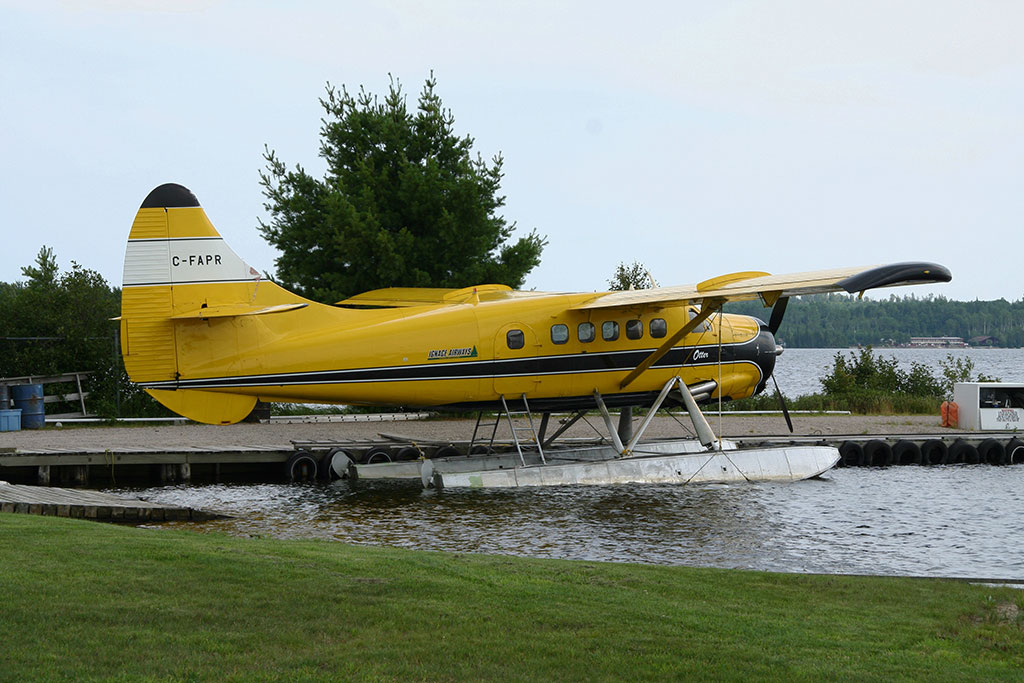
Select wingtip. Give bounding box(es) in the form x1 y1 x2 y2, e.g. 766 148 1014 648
140 183 200 209
838 262 952 293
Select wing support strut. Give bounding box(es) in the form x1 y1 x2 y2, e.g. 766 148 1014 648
619 298 724 389
594 377 719 456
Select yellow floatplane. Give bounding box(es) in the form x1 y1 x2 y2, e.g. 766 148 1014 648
120 184 950 487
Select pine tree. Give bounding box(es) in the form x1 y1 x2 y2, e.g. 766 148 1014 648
608 261 654 290
258 74 546 303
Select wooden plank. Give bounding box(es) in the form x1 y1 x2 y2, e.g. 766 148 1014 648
0 447 293 467
0 482 225 521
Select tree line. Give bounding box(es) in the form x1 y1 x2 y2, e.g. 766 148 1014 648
724 293 1024 348
0 247 154 418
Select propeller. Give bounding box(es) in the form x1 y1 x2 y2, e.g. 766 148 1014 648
771 374 794 433
765 296 792 432
767 296 789 335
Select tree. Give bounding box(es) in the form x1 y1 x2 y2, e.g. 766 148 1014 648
0 247 119 378
608 261 654 291
20 245 59 286
258 74 546 303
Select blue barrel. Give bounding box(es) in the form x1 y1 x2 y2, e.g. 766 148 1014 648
11 383 45 429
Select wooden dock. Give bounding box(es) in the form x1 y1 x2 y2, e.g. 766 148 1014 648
0 445 294 486
0 482 223 521
1 429 1022 488
3 444 293 466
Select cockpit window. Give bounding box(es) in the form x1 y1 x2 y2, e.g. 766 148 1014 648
688 308 712 332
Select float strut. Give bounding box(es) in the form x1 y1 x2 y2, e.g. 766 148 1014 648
592 391 625 454
595 378 719 455
675 378 718 449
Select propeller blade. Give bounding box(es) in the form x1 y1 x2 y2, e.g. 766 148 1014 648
768 296 789 335
772 375 794 433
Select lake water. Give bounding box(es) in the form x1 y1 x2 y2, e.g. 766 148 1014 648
118 347 1024 580
130 463 1024 580
776 347 1024 397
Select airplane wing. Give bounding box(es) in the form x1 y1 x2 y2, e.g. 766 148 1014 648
573 262 951 311
580 262 952 390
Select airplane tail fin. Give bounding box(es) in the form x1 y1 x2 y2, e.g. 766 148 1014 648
120 183 307 424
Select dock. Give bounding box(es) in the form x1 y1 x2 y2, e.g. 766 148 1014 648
0 481 223 521
0 444 295 487
1 414 1022 487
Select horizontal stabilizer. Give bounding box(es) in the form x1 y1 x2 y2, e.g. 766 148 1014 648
169 303 308 320
336 284 514 308
336 287 464 307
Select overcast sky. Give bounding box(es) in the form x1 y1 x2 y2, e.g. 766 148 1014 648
2 1 1021 302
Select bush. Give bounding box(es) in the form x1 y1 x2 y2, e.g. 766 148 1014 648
725 347 999 415
822 347 997 401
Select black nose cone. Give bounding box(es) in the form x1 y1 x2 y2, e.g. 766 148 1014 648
753 325 778 395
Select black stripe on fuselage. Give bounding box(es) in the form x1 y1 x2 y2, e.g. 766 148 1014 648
138 339 760 391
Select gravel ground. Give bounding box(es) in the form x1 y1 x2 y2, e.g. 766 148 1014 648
1 412 965 452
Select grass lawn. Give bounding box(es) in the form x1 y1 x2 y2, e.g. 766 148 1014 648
1 513 1021 680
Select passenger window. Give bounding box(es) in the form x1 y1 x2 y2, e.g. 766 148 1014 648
626 319 643 340
602 321 619 341
506 329 524 350
551 324 569 345
650 318 667 338
577 322 595 343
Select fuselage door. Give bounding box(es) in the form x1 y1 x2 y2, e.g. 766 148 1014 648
493 322 541 399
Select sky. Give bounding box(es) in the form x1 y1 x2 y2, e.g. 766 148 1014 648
2 0 1022 302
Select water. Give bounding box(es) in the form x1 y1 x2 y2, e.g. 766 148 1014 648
122 464 1024 580
115 347 1024 579
776 347 1024 397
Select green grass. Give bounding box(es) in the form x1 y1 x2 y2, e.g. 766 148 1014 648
1 514 1022 681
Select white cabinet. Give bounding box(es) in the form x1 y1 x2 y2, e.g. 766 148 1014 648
953 383 1024 430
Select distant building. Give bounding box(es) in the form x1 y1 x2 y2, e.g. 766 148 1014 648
968 335 999 347
908 336 968 348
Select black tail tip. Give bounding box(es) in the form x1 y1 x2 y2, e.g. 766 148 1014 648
141 183 200 209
